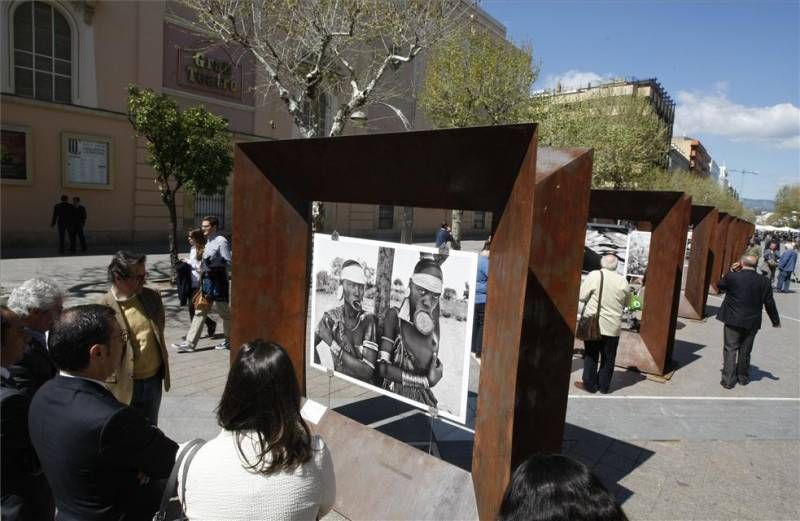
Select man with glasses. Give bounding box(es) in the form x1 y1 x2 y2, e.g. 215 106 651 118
28 305 178 520
99 251 171 424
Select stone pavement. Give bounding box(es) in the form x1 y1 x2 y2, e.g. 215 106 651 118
2 247 798 520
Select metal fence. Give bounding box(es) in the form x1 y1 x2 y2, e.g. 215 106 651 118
194 192 226 230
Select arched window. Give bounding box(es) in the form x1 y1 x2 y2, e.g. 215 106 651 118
13 1 71 103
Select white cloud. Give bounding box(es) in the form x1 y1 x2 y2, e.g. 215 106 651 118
674 85 800 149
538 69 615 92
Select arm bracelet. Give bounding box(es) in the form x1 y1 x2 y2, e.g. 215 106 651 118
378 351 391 363
401 371 430 389
362 340 379 352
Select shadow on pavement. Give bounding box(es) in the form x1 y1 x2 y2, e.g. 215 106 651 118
749 364 779 382
333 393 655 507
670 339 705 371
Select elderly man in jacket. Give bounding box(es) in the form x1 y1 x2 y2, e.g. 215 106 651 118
575 254 631 394
99 251 170 425
776 243 797 293
717 254 781 388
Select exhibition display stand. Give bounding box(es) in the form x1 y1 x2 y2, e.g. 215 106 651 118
583 190 692 376
229 124 593 520
678 205 718 320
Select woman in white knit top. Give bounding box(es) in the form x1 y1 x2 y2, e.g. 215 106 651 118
178 340 335 520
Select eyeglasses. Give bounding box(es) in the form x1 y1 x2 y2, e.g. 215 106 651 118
112 330 130 344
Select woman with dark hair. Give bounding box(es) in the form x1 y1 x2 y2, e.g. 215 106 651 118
183 229 216 338
499 454 628 521
178 340 335 520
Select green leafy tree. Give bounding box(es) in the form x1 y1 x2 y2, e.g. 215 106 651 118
533 91 669 189
642 168 754 221
420 25 538 241
768 184 800 227
127 85 233 277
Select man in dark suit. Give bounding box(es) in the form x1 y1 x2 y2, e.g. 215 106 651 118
70 197 88 253
716 253 781 389
1 306 54 521
51 195 75 254
28 305 178 521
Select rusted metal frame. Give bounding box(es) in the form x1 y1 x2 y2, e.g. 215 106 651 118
709 213 732 294
473 146 593 520
679 205 718 320
587 190 691 375
231 125 593 521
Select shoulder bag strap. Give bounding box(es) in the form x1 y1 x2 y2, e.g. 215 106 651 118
153 439 205 521
597 271 604 315
179 439 207 508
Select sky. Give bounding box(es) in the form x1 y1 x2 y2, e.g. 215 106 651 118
480 0 800 201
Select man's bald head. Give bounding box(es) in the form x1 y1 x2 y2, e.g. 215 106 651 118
741 255 758 268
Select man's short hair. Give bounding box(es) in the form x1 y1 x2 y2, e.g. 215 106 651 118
741 255 758 267
73 197 80 203
7 278 64 319
107 251 146 282
49 305 116 371
60 195 68 202
600 254 619 271
203 216 219 229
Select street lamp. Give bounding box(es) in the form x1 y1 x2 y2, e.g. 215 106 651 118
350 102 412 130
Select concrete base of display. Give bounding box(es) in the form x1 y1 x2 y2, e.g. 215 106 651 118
310 407 478 520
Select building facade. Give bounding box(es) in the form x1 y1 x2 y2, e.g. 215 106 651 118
1 1 497 252
669 136 713 178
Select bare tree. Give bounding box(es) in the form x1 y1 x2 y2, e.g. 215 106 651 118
178 0 467 139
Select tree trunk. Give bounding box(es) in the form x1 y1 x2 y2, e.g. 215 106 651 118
166 192 179 283
374 247 395 329
451 209 463 249
400 206 414 244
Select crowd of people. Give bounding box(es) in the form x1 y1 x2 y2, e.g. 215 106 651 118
0 216 632 520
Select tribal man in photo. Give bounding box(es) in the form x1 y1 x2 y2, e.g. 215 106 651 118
378 257 444 407
314 259 378 382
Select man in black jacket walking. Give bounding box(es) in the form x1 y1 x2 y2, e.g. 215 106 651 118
716 253 781 389
51 195 75 254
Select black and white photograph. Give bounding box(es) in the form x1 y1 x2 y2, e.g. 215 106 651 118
624 230 651 279
583 223 629 275
308 234 477 423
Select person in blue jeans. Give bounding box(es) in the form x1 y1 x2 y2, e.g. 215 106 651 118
776 243 797 293
472 239 490 361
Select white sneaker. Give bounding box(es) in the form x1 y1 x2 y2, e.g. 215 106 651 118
172 341 194 353
214 339 230 350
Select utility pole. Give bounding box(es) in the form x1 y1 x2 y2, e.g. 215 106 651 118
727 168 758 199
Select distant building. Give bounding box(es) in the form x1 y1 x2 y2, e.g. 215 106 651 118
538 77 676 165
669 136 712 178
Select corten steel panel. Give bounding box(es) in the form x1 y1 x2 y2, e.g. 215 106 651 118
721 218 754 282
230 147 312 390
709 213 733 294
587 190 692 375
473 146 593 520
679 205 718 320
231 124 592 520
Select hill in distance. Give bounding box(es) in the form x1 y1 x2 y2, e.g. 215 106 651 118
743 198 775 212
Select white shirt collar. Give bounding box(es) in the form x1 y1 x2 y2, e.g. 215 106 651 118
59 370 110 390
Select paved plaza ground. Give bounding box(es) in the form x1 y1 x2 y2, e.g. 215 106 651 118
2 244 798 520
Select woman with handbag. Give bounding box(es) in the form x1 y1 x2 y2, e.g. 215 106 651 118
184 229 216 339
175 340 335 520
575 254 631 394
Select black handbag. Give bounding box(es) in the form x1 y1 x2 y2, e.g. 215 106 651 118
153 439 206 521
576 271 604 341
